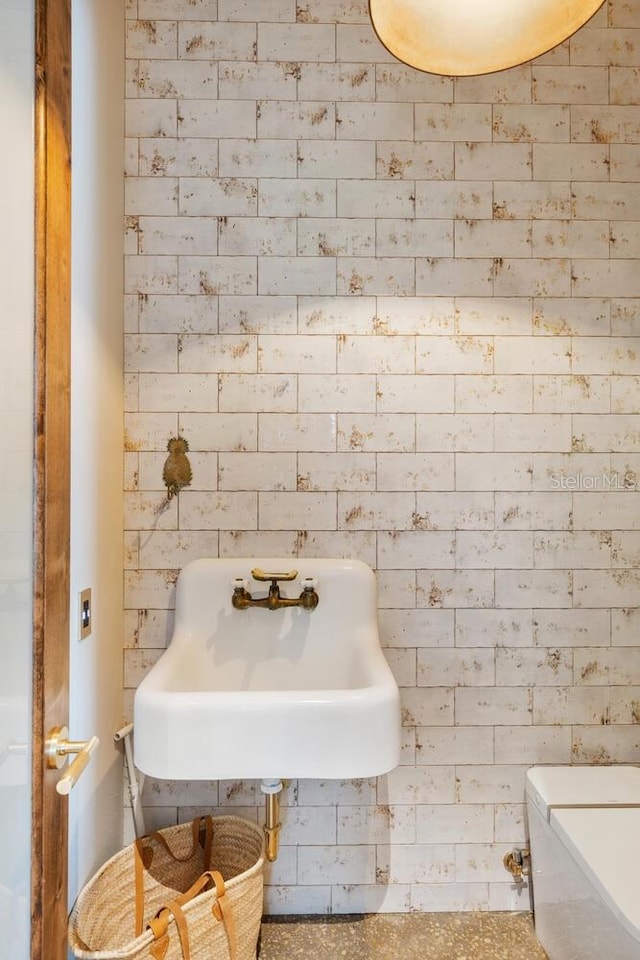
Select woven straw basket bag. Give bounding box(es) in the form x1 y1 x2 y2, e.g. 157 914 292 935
68 815 265 960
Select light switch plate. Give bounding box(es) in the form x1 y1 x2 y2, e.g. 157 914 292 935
80 588 92 640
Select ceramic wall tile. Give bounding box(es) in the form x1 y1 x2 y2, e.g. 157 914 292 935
177 21 256 60
124 2 640 914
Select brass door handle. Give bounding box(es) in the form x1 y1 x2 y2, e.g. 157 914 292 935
45 725 99 795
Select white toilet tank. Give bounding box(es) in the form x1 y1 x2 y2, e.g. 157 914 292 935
526 765 640 960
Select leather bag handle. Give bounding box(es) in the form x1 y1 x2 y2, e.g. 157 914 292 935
148 899 191 960
134 817 214 936
146 871 237 960
201 870 238 960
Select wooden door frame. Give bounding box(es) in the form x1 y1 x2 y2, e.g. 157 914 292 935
31 1 72 958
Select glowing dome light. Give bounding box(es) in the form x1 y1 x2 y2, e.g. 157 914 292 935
369 0 606 76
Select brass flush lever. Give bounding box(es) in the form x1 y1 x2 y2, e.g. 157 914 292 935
45 725 99 796
503 847 530 883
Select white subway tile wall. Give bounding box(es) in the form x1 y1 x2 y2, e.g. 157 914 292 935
124 0 640 914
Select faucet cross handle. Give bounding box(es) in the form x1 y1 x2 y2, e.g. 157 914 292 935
251 568 298 583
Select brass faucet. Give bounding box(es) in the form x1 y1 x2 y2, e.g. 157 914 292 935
231 568 319 612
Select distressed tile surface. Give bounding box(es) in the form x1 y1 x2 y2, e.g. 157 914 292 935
124 0 640 918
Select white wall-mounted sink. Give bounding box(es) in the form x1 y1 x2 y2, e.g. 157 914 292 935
133 558 400 781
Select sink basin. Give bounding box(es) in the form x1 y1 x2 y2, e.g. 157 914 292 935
133 558 401 780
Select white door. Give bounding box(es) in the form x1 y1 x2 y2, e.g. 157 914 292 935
0 2 36 957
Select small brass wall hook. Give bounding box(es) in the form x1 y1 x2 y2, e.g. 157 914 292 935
162 436 192 500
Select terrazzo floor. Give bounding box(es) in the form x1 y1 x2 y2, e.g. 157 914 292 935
258 912 548 960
